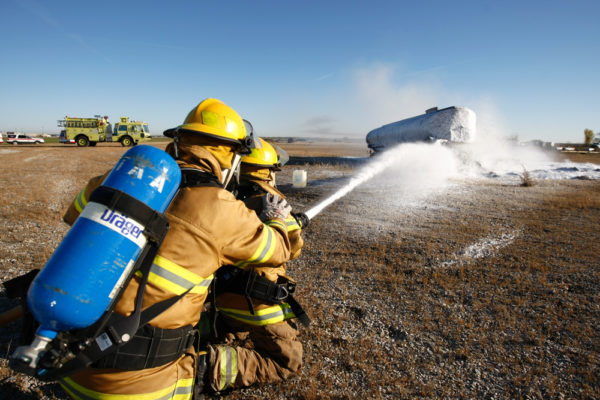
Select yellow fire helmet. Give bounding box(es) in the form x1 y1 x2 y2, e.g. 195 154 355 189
241 137 280 170
164 98 250 150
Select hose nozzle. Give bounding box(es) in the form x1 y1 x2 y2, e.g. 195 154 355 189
292 212 309 229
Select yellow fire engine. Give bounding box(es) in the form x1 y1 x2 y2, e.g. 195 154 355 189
57 116 151 147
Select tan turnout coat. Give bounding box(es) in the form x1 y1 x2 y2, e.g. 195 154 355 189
59 145 290 400
215 180 304 319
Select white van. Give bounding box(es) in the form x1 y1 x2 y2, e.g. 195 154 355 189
6 133 44 145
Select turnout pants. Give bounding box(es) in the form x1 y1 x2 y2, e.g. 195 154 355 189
206 314 302 392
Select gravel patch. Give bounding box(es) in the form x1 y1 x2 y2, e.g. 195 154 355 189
0 146 598 399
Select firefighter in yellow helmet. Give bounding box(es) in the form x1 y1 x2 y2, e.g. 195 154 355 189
197 136 309 394
60 99 293 400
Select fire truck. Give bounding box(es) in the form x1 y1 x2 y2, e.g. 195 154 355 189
57 115 151 147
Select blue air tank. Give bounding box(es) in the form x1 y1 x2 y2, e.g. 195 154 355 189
27 145 181 339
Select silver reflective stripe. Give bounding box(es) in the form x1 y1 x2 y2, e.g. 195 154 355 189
226 347 233 388
197 279 212 289
75 188 87 212
171 385 193 398
254 227 273 263
219 345 238 390
150 262 195 290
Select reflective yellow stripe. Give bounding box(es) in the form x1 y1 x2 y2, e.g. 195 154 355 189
218 303 296 326
285 216 300 232
265 219 286 232
218 345 238 391
60 377 194 400
73 186 88 213
144 255 213 295
235 225 276 268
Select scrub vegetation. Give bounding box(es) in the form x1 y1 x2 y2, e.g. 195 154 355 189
0 142 599 399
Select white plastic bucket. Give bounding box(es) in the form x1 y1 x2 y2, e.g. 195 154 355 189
292 170 307 188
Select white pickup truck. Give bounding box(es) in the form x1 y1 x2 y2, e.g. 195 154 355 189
6 133 45 145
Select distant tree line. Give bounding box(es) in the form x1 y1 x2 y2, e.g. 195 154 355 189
584 128 596 145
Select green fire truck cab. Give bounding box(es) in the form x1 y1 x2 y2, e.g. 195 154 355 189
112 117 151 146
58 115 151 147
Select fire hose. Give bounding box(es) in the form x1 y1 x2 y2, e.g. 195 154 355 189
0 269 38 327
0 305 23 327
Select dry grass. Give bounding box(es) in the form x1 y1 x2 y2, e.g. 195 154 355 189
270 139 369 157
0 143 599 399
519 168 535 187
559 151 600 165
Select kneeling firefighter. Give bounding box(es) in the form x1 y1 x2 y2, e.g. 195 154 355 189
53 99 294 399
197 137 310 393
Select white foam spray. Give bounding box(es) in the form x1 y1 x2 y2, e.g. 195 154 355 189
305 142 459 219
456 108 557 178
304 153 393 219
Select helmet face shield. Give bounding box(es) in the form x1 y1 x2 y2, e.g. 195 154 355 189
243 119 254 138
274 144 289 167
233 119 255 155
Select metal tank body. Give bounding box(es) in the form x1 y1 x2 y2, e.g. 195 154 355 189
366 106 476 152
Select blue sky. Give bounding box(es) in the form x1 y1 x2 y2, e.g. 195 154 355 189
1 0 598 142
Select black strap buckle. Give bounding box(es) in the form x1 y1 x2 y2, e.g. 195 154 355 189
180 168 222 188
274 281 295 302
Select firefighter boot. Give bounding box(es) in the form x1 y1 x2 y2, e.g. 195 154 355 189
194 348 217 398
194 350 208 399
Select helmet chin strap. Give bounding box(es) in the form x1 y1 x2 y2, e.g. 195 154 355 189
269 170 276 187
173 131 180 159
222 154 242 187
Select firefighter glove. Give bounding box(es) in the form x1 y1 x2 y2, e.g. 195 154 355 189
260 193 292 221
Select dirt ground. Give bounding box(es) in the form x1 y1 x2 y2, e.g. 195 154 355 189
271 139 370 157
0 142 599 399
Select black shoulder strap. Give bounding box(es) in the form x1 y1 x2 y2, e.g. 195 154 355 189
89 186 170 243
180 168 222 188
236 182 266 202
83 186 170 337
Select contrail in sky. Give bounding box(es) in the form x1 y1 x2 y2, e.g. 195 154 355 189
14 0 107 59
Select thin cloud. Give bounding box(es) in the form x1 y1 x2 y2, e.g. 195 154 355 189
14 0 61 29
316 72 334 81
14 0 106 59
